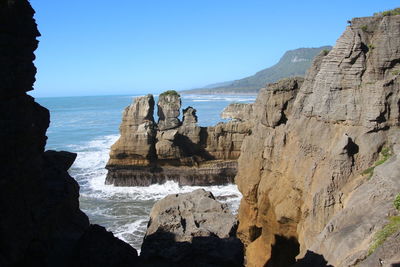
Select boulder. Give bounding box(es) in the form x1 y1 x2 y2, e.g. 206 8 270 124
141 189 243 266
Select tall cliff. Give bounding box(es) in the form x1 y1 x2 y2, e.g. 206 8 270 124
0 1 138 266
236 15 400 266
106 92 252 186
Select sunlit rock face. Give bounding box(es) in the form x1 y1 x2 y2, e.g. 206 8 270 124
236 15 400 267
106 92 252 186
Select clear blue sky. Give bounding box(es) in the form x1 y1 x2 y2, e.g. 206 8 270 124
29 0 399 97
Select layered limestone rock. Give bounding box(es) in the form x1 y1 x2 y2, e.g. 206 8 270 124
236 15 400 266
221 103 253 121
106 92 252 186
157 92 181 130
107 94 156 167
0 1 138 266
141 189 244 266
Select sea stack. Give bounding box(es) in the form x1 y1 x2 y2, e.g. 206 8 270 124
105 90 253 186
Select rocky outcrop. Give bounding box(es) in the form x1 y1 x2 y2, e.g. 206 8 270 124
157 92 181 130
106 92 252 186
141 189 244 266
108 95 156 167
236 15 400 266
0 1 138 266
221 103 253 121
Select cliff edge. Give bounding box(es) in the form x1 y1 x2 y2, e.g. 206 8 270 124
236 14 400 266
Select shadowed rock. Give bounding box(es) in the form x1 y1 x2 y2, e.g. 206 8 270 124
0 1 139 266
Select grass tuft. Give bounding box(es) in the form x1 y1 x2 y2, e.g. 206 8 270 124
392 70 400 75
362 147 391 179
368 216 400 255
395 194 400 211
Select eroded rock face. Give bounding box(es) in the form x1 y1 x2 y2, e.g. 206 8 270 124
0 1 138 266
221 103 253 121
106 93 253 186
254 77 303 127
141 189 244 266
107 94 156 168
157 93 181 130
236 15 400 266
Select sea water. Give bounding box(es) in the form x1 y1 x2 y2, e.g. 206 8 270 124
36 94 256 251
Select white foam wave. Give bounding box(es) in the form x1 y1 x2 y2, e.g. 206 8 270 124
70 134 119 169
182 94 256 103
71 133 242 250
86 177 241 211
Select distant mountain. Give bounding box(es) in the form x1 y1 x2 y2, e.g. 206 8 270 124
181 46 332 94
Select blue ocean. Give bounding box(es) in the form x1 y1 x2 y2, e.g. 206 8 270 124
36 94 256 251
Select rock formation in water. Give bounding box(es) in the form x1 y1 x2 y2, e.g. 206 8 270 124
0 1 138 266
221 103 253 121
141 189 244 266
236 15 400 266
106 92 252 186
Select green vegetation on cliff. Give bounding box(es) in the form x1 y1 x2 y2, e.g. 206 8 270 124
375 7 400 16
368 193 400 256
395 194 400 211
160 90 180 97
362 147 392 179
181 46 331 94
368 216 400 255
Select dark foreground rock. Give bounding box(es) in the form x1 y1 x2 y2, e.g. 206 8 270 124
141 189 244 266
0 1 138 266
106 93 252 186
76 225 138 267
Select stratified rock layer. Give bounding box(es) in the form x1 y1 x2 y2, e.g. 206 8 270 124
221 103 253 121
236 15 400 266
157 93 181 130
141 189 244 266
106 93 252 186
108 94 156 167
0 1 138 266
